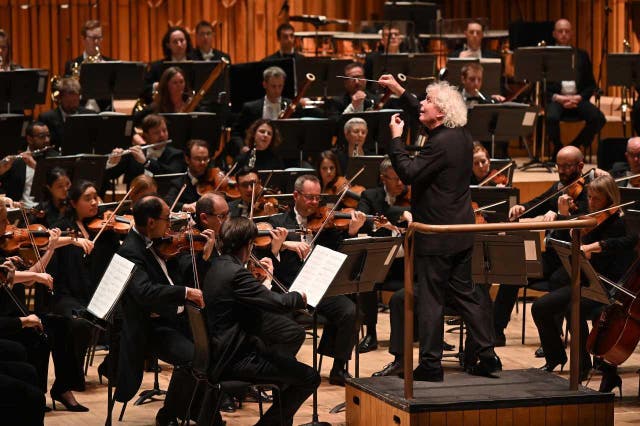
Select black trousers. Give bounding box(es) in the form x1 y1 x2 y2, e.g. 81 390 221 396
248 310 305 358
359 258 405 329
316 295 358 361
387 288 417 356
546 100 606 152
222 350 320 426
3 329 50 392
415 248 495 370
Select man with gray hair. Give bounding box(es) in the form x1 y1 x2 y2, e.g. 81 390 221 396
379 75 500 381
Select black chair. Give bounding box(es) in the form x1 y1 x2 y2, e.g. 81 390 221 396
184 303 283 426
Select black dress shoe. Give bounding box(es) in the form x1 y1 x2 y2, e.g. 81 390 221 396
155 407 178 426
372 360 403 377
219 394 236 413
50 390 89 412
243 386 273 403
443 341 456 351
599 373 622 397
329 368 353 386
413 365 444 382
534 346 545 358
357 335 378 353
467 355 501 378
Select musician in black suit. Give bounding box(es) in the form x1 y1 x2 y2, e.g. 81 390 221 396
609 136 640 188
379 75 499 380
325 62 376 118
165 139 211 213
228 167 279 218
106 114 186 186
190 20 231 63
38 78 96 152
0 121 59 207
449 20 501 59
115 195 204 426
143 26 193 104
203 217 318 425
546 19 605 160
263 23 305 62
265 174 365 385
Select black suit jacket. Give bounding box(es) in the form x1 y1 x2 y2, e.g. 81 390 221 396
263 51 305 62
0 149 60 202
189 49 231 63
546 48 596 101
105 146 186 185
63 54 114 77
357 186 409 236
202 254 305 380
38 106 96 152
114 230 188 402
164 172 199 211
325 92 377 120
388 91 475 256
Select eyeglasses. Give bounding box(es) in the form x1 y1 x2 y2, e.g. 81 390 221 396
32 133 50 139
157 216 171 222
300 193 321 202
191 157 210 164
209 211 229 221
627 151 640 160
556 162 579 170
198 31 214 37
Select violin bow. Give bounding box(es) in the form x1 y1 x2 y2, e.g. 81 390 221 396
213 163 237 192
0 268 48 339
17 205 53 298
614 172 640 184
249 179 257 220
473 200 507 213
186 220 200 290
169 184 188 213
91 185 136 245
478 161 514 187
248 253 289 293
568 200 636 220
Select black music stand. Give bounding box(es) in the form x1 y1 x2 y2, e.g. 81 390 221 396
344 156 385 188
466 103 536 158
472 233 528 285
161 60 229 105
63 114 134 155
257 168 315 193
272 118 335 167
383 1 438 34
445 57 502 97
31 155 108 200
337 109 403 155
371 53 437 94
514 46 575 169
229 58 296 113
620 187 640 205
0 69 49 112
79 61 146 106
0 114 28 158
296 57 353 98
470 187 520 223
606 54 640 137
159 112 220 153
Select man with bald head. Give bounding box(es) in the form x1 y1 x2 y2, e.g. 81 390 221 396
610 137 640 188
546 19 605 160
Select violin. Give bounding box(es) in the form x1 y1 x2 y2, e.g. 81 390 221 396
87 210 134 235
196 167 240 199
395 187 411 207
564 177 585 210
153 229 207 260
482 170 509 186
324 176 365 209
306 206 383 232
0 224 75 254
253 222 306 249
471 202 487 224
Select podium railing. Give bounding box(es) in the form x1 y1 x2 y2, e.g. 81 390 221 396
402 218 597 398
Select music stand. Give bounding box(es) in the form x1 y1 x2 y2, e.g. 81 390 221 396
344 156 385 188
63 114 135 155
514 46 575 169
159 112 220 153
272 118 335 166
0 114 28 158
79 62 146 107
31 154 108 200
606 54 640 137
445 58 502 97
0 69 49 112
161 60 229 106
229 58 296 113
472 233 528 285
153 172 187 199
337 109 402 154
383 1 439 34
296 57 353 98
470 186 519 223
371 53 437 94
257 168 316 194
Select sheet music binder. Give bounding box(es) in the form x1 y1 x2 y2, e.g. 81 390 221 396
87 253 137 320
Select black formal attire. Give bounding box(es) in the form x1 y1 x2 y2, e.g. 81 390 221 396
236 147 284 171
105 145 186 186
143 59 166 104
38 106 96 152
262 50 305 62
532 212 635 372
114 229 194 417
189 49 231 63
325 92 377 120
203 253 318 425
0 148 60 205
63 54 114 112
546 48 605 155
164 171 202 212
267 210 358 363
388 90 496 373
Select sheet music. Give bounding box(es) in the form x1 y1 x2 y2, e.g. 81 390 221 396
87 254 136 319
289 245 347 307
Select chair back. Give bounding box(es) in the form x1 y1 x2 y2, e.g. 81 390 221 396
186 303 210 375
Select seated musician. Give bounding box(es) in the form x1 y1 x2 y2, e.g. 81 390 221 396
265 174 365 385
546 19 605 160
449 20 501 59
63 20 113 112
165 139 212 213
230 66 292 159
326 62 376 118
134 66 193 126
460 63 505 107
34 167 71 227
114 195 204 426
106 114 186 187
610 136 640 188
229 167 279 218
38 78 96 151
236 119 284 171
336 117 371 172
202 217 318 424
0 121 60 208
317 150 346 195
532 175 635 383
263 22 305 61
363 23 408 80
0 29 21 70
190 20 231 63
356 157 411 354
471 142 506 186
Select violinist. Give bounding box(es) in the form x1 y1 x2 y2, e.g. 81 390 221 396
609 136 640 188
265 174 365 386
229 167 278 218
318 150 347 195
471 142 507 187
106 114 185 187
531 175 636 385
33 167 71 227
236 119 284 171
115 195 204 426
165 139 212 213
0 121 59 209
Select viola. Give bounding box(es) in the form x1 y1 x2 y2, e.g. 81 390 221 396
87 210 134 235
197 167 240 199
0 224 75 253
153 229 207 260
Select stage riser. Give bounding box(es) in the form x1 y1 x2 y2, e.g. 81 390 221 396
345 385 614 426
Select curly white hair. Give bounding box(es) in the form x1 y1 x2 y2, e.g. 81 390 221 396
426 81 467 128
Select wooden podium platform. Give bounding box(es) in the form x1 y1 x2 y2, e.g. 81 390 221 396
345 369 614 426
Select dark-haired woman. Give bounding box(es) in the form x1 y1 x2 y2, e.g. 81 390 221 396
237 119 284 171
31 167 71 227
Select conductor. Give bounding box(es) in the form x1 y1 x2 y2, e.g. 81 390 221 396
378 75 500 381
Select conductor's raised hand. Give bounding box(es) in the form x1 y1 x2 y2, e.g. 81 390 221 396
389 113 405 139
